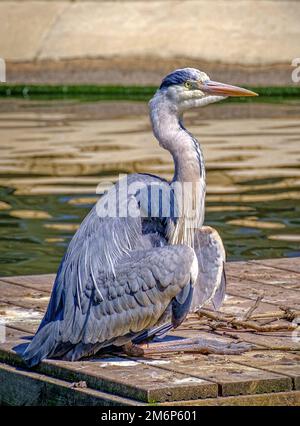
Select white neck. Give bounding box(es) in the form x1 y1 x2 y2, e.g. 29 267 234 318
149 90 206 247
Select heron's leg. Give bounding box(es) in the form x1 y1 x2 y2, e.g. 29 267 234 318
124 337 253 356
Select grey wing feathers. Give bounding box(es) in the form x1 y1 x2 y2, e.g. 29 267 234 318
35 173 168 330
89 245 195 339
22 172 196 366
37 209 142 330
191 226 226 311
133 282 194 343
22 174 172 365
23 245 195 365
21 173 212 366
212 266 226 310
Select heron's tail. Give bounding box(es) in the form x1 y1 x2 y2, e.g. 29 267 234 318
22 320 60 367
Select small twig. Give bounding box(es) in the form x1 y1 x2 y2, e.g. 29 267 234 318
243 294 264 321
250 312 286 320
279 306 298 322
259 317 279 326
196 308 297 332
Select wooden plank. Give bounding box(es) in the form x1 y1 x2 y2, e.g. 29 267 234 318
0 259 299 405
227 262 300 291
1 324 294 401
0 280 49 311
225 276 300 310
0 327 218 403
0 282 44 333
5 320 40 335
46 357 217 403
214 330 300 351
0 362 140 406
2 361 298 407
0 274 54 293
165 391 300 406
223 350 300 390
250 258 300 275
8 315 296 399
0 303 41 335
133 348 292 397
217 294 282 317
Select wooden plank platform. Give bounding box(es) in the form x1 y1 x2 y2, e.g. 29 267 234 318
0 257 300 406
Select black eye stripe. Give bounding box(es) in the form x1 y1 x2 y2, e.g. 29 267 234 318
160 69 200 89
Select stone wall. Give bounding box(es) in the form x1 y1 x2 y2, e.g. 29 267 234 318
0 0 299 65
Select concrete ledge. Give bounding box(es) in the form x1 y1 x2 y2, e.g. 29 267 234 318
0 1 299 65
5 58 295 86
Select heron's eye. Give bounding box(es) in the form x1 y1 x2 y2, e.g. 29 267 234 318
184 81 192 89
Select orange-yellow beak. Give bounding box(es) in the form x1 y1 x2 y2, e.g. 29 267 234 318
199 80 258 97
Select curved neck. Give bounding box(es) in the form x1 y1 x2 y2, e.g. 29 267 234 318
149 91 205 185
149 91 206 247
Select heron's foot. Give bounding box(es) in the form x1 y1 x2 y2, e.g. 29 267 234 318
122 342 145 357
135 337 253 356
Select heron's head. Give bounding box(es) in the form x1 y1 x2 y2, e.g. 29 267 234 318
157 68 258 112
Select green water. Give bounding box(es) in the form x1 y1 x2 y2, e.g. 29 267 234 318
0 97 300 277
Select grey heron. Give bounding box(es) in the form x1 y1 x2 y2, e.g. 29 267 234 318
22 68 257 366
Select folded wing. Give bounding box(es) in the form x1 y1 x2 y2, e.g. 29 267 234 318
191 226 226 311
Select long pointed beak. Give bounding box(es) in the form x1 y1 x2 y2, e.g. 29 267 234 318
200 80 258 97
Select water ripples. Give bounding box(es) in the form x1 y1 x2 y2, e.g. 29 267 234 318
0 104 299 275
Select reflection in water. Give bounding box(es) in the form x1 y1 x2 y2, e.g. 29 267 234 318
0 102 300 276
